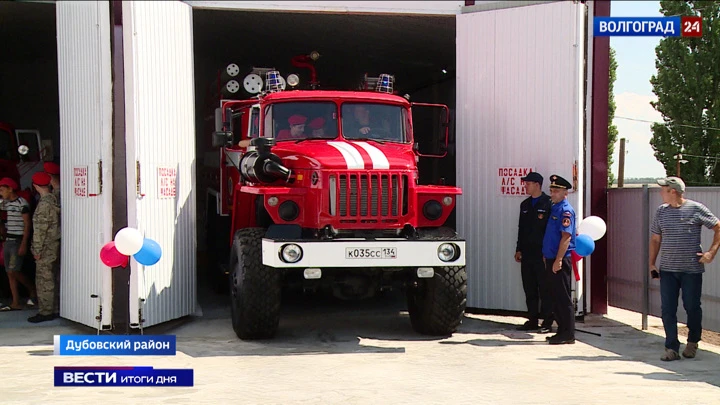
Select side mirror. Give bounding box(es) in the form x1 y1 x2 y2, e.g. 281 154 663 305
410 102 450 158
212 131 233 148
213 107 235 148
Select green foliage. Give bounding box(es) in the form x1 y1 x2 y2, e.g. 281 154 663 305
608 47 619 186
650 1 720 184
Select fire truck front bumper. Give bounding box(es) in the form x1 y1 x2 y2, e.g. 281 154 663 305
261 238 465 270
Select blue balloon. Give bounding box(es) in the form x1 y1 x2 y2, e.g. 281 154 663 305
133 238 162 266
575 234 595 257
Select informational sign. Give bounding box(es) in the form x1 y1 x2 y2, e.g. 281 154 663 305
54 335 176 356
157 167 177 199
73 166 88 198
498 167 533 196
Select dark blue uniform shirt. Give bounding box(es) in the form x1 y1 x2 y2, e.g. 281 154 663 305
542 198 576 259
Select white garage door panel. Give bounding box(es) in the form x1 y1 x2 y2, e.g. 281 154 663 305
56 0 114 328
456 2 586 311
123 1 197 328
185 0 464 15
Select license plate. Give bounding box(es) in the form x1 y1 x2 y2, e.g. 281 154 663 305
345 247 397 259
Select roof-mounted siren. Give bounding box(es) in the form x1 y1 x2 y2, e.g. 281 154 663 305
265 70 286 93
376 74 394 94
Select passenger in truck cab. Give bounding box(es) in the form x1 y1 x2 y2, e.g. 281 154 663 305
308 117 326 138
275 114 307 140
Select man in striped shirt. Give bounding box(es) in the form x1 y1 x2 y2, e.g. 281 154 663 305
650 177 720 361
0 177 36 311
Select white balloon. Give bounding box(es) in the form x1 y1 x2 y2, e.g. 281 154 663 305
577 216 607 241
114 227 144 256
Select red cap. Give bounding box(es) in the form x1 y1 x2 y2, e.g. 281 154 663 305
288 114 307 126
32 172 52 187
44 162 60 175
0 177 18 190
308 117 325 130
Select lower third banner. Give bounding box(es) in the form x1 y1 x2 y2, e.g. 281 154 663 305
54 366 193 387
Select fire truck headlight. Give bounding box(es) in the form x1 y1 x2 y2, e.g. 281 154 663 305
422 200 443 221
267 196 279 207
280 244 303 263
437 243 459 263
278 200 300 221
18 145 29 156
442 196 453 206
287 74 300 87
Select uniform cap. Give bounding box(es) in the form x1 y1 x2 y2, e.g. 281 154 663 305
657 176 685 193
520 172 543 184
288 114 307 126
44 162 60 175
548 174 572 190
32 172 52 187
308 117 325 130
0 177 18 190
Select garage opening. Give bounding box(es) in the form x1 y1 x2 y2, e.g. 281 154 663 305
191 9 457 300
0 2 58 307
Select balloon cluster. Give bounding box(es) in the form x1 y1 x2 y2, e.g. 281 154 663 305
99 227 163 268
575 216 606 255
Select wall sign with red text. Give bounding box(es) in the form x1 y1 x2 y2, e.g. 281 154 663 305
498 167 533 196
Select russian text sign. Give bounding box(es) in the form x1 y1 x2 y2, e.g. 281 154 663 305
54 335 176 356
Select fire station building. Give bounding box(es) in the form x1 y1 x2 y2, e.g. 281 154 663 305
0 0 611 332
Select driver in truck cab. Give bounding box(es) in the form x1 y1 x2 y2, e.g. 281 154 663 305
344 104 392 140
275 114 307 140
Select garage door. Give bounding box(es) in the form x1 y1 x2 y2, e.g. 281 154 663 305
122 1 197 328
456 1 587 314
56 0 114 328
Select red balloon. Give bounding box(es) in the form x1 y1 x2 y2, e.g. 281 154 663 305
100 241 129 268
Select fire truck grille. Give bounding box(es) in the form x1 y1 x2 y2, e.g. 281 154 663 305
329 172 408 221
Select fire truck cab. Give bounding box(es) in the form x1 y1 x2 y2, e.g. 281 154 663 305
207 62 467 340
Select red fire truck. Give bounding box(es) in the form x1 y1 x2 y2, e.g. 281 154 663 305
205 55 466 340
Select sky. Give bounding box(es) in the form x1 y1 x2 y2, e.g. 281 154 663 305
609 0 667 179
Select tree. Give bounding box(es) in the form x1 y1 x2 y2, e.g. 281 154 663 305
608 47 619 186
650 1 720 185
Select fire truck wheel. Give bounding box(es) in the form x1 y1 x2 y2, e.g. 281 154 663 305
407 265 467 336
229 228 281 340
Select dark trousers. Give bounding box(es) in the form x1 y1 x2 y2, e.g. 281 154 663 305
521 256 553 325
546 257 574 338
660 271 703 352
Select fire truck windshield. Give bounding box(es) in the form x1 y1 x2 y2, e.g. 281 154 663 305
342 103 407 143
269 102 338 142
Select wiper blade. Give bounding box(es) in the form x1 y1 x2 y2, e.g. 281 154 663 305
351 137 386 144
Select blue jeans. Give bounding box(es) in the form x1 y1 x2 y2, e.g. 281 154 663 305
660 271 703 352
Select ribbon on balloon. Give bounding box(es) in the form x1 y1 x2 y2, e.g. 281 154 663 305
99 227 163 268
570 216 607 281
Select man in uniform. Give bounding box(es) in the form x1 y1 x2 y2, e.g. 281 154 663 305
44 162 61 202
276 114 307 140
27 172 60 323
515 171 553 332
308 117 326 138
44 161 61 316
542 174 577 345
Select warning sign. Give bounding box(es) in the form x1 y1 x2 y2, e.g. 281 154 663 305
157 167 177 199
73 166 88 198
498 167 533 196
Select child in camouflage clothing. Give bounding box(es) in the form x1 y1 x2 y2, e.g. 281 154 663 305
28 172 60 323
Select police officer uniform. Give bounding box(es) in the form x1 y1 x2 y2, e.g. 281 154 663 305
542 174 577 345
515 172 553 332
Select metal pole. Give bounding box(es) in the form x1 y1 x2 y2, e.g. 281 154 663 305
641 184 650 330
618 138 626 187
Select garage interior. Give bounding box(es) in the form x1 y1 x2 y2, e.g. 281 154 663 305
0 1 459 311
0 1 58 300
191 9 459 297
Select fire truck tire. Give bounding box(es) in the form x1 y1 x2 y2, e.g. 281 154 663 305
407 265 467 336
229 228 281 340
